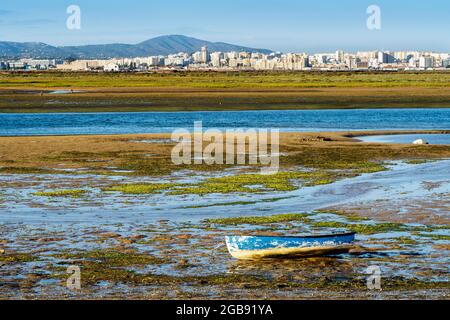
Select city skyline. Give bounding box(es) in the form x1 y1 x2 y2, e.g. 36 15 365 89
1 0 450 52
3 46 448 72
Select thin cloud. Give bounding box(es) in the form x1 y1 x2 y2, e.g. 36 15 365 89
0 18 55 27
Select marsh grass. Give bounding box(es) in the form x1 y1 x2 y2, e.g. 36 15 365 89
3 71 450 89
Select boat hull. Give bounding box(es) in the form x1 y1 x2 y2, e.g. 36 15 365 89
225 233 356 260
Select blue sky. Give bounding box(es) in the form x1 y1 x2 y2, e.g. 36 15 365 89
0 0 449 52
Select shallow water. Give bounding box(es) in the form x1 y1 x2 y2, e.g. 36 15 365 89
0 108 449 136
358 134 450 144
0 160 448 225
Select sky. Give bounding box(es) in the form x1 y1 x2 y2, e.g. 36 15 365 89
0 0 449 53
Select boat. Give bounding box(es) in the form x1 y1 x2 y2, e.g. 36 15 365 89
225 232 356 260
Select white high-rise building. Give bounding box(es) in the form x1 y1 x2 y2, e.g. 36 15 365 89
201 46 209 63
210 52 222 67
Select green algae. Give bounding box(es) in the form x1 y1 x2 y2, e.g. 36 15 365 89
391 237 419 245
418 234 450 241
205 213 312 225
312 220 447 235
51 261 271 287
53 249 166 267
34 189 87 198
34 189 86 198
170 171 336 195
101 171 338 197
183 196 295 209
311 221 406 234
0 252 36 264
0 167 56 174
103 183 176 195
315 209 370 221
405 159 432 165
353 162 388 173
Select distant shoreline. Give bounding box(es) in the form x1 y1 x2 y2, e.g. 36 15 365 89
1 106 450 114
0 129 448 139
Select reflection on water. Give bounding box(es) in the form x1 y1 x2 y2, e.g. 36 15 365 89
49 90 82 94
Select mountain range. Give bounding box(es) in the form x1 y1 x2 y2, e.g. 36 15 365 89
0 35 272 59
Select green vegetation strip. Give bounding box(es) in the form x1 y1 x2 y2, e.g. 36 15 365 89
310 221 405 235
103 183 176 195
0 253 36 264
54 249 166 266
205 212 450 235
3 71 450 89
34 189 86 198
184 196 295 208
172 171 337 195
102 171 338 196
0 167 56 174
206 213 312 225
404 159 435 165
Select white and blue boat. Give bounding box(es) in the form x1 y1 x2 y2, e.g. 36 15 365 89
225 232 356 260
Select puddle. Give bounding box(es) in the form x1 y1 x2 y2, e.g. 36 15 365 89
131 139 174 144
48 90 83 95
